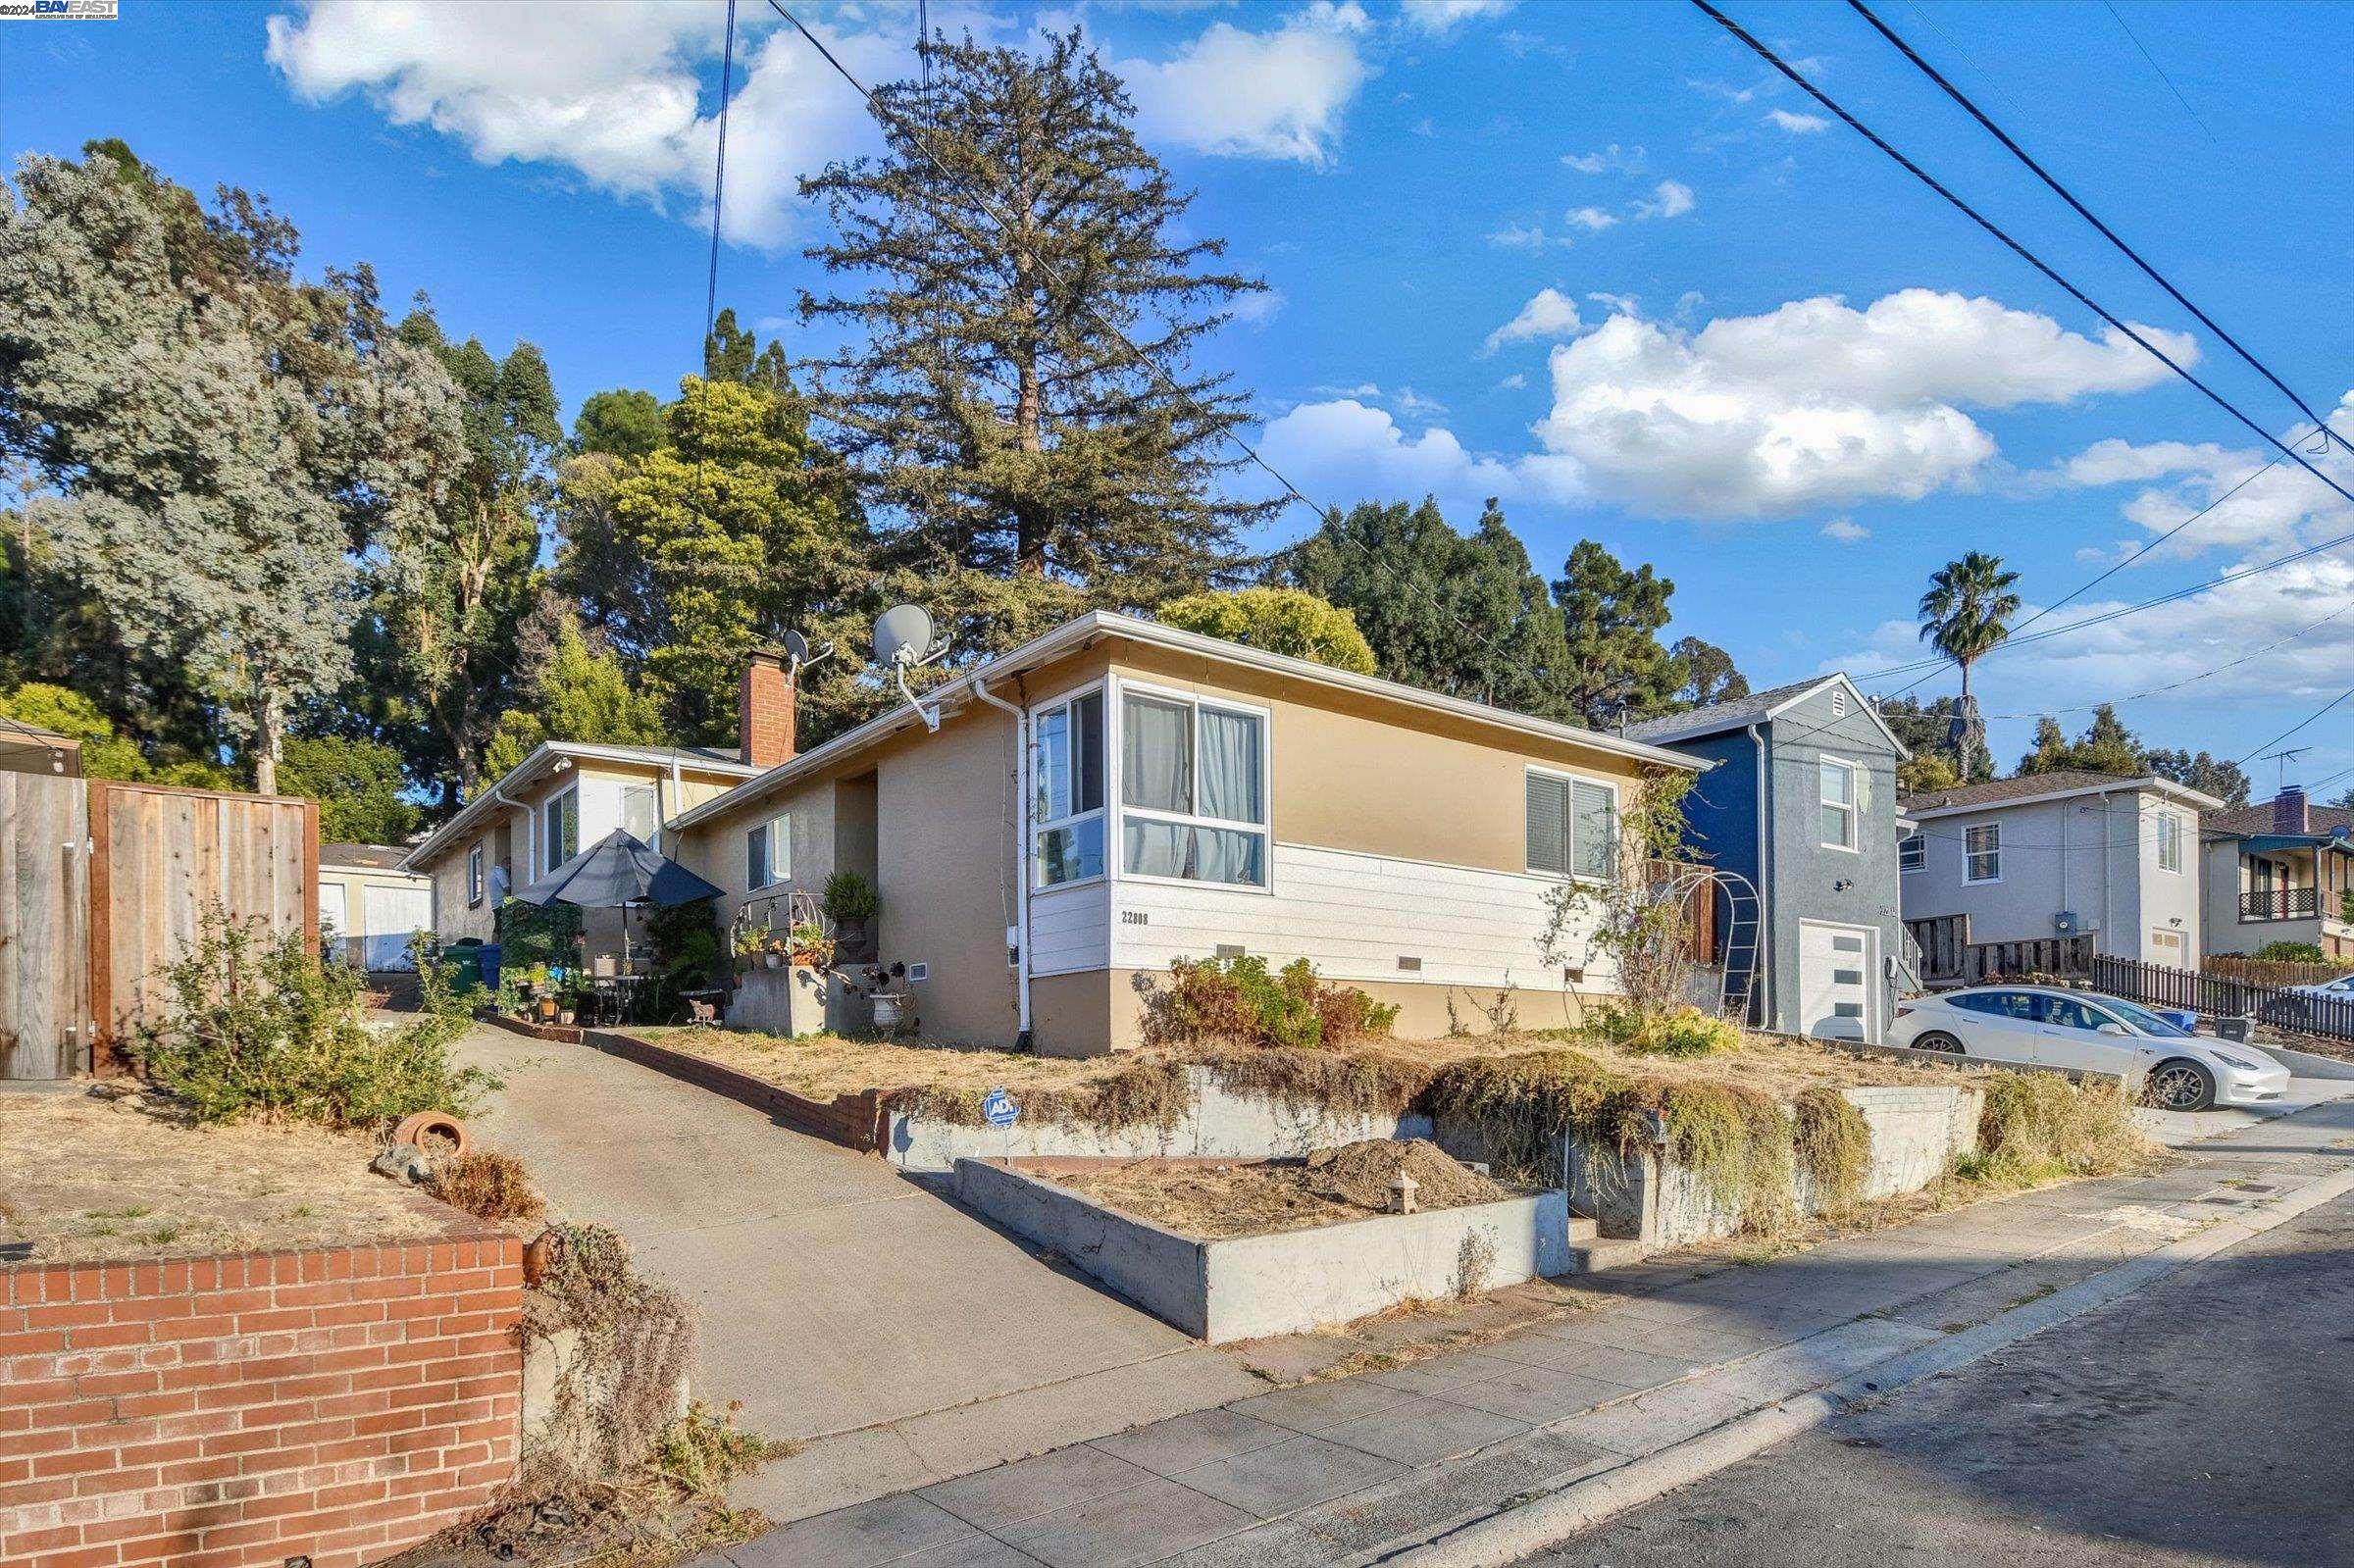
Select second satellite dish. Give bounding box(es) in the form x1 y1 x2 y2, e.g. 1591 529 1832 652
874 604 939 669
782 629 809 665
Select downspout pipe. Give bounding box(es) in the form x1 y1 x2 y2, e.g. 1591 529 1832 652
971 675 1032 1045
1747 724 1772 1031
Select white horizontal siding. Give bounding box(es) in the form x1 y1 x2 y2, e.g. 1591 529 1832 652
1109 842 1614 991
1029 880 1110 976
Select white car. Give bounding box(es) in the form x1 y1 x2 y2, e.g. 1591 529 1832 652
1888 984 2290 1112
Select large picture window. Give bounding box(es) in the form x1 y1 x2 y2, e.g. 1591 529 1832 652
1119 690 1267 886
542 787 578 875
1032 690 1105 887
1526 771 1618 882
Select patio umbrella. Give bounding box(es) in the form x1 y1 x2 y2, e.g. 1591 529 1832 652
512 830 725 910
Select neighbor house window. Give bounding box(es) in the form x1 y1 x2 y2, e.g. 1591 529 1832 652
747 814 791 889
1527 771 1618 883
1965 823 2001 883
1120 689 1268 886
1898 829 1924 873
622 784 659 844
1033 689 1105 887
466 844 486 907
542 787 578 875
1818 758 1859 850
2156 811 2182 874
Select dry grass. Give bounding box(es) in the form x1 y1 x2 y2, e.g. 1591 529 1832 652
425 1150 546 1224
0 1090 441 1263
640 1028 1141 1102
1049 1140 1510 1239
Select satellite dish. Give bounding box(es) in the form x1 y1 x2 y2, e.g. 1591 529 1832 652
874 604 940 669
782 629 810 665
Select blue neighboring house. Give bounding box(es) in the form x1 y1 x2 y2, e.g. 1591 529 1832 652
1624 675 1911 1041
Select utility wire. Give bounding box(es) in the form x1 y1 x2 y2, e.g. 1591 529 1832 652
1690 0 2354 512
2098 0 2243 178
2234 680 2354 769
704 0 740 342
1845 0 2348 454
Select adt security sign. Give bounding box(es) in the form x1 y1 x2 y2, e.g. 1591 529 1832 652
982 1088 1020 1129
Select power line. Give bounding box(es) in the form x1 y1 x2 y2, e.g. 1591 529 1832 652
1976 593 2354 719
704 0 740 342
1690 0 2354 513
1844 0 2349 454
2098 0 2243 178
2233 680 2354 769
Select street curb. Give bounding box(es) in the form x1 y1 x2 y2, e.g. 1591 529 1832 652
1380 1159 2354 1568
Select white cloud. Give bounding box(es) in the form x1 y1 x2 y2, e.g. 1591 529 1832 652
1687 78 1756 104
1227 287 1287 326
1401 0 1516 33
1587 290 1642 317
1394 385 1449 417
264 0 917 246
2047 437 2254 488
1481 286 1583 355
2038 411 2354 558
1820 517 1870 542
1486 221 1566 251
1561 143 1642 174
1564 205 1618 232
1633 179 1695 220
1527 288 2197 519
1498 372 1528 390
1255 398 1586 515
1766 108 1830 133
1123 3 1372 167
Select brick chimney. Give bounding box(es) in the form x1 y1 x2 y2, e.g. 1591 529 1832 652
740 648 796 770
2274 784 2311 835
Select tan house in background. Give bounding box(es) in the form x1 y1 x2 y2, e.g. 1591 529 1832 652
663 613 1702 1057
318 843 434 972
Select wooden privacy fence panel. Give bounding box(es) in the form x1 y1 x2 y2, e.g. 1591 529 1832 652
85 780 319 1072
2093 954 2354 1043
0 772 92 1080
2207 954 2354 990
1904 913 2092 987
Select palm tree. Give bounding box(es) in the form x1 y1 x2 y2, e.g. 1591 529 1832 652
1917 552 2021 782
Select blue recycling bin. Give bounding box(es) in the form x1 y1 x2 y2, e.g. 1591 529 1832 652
479 943 502 999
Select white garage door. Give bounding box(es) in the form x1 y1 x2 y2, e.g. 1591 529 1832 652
362 884 433 972
1796 920 1876 1042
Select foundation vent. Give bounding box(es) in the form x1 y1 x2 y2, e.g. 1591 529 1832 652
1397 955 1422 972
1214 943 1246 960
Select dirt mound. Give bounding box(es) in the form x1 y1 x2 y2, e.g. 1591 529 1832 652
1302 1138 1506 1211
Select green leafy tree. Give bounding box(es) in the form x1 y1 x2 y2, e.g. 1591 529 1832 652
701 307 792 394
1 681 148 780
2143 747 2250 807
1917 552 2020 780
1879 694 1994 787
0 142 459 793
1668 636 1748 709
1553 539 1681 727
1289 496 1571 717
480 606 670 781
572 387 665 460
799 28 1276 639
1159 587 1375 673
1897 751 1961 795
2018 704 2144 779
277 734 421 843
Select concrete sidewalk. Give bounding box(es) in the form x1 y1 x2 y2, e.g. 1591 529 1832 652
713 1092 2354 1568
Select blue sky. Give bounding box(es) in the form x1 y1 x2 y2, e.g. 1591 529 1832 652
13 0 2353 794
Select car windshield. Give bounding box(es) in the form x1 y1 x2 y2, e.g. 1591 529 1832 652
2095 996 2193 1038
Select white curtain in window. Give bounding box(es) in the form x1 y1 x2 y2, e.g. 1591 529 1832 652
1123 695 1193 813
1197 708 1263 823
1122 821 1264 885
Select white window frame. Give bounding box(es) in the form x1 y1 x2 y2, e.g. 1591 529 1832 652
1817 756 1860 853
621 782 660 845
2155 810 2182 874
1524 765 1622 885
1030 680 1110 893
746 812 792 892
1898 828 1925 874
1965 822 2002 885
466 843 486 907
1112 676 1273 894
542 785 578 876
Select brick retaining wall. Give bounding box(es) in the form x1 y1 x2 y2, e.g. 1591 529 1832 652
0 1212 523 1568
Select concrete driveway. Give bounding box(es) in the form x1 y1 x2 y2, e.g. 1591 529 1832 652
451 1024 1258 1522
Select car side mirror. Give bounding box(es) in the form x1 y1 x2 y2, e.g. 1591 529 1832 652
2096 1023 2131 1037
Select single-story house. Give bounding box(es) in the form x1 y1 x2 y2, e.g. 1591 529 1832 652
1898 770 2218 969
318 843 435 972
1623 674 1911 1042
657 611 1706 1057
2200 786 2354 958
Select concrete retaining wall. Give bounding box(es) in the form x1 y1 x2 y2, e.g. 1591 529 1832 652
952 1156 1569 1342
1440 1084 1985 1250
892 1065 1431 1171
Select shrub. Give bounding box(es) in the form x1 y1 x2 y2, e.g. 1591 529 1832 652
1792 1087 1872 1212
1585 1003 1740 1058
1967 1072 2150 1187
821 870 880 923
2252 940 2329 963
647 1400 793 1500
129 911 494 1132
1144 955 1398 1050
426 1151 546 1222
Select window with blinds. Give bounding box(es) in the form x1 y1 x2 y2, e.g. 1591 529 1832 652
1526 771 1618 881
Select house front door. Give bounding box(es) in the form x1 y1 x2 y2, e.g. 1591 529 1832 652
1796 920 1877 1042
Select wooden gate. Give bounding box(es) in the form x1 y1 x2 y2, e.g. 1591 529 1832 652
1 771 93 1080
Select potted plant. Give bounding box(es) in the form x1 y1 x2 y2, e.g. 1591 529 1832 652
788 921 837 970
822 872 880 957
732 923 771 974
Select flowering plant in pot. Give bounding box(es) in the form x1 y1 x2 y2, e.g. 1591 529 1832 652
788 922 836 970
733 923 773 972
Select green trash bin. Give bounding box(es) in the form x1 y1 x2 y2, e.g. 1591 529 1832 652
441 939 485 995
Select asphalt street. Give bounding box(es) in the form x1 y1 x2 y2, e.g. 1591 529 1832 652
1520 1186 2354 1568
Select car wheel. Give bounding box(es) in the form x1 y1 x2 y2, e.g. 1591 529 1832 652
1913 1031 1966 1055
2146 1058 2216 1112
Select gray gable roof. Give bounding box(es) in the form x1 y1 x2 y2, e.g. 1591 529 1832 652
1621 673 1906 756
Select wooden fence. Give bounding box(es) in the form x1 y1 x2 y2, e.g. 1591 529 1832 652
2206 953 2354 990
2092 954 2354 1044
1905 912 2093 986
0 778 317 1079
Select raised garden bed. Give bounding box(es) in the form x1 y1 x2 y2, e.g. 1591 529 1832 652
955 1140 1571 1341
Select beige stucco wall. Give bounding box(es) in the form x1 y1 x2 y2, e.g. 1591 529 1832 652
1030 969 1114 1058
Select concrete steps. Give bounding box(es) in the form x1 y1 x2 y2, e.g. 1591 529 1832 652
1561 1213 1651 1272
